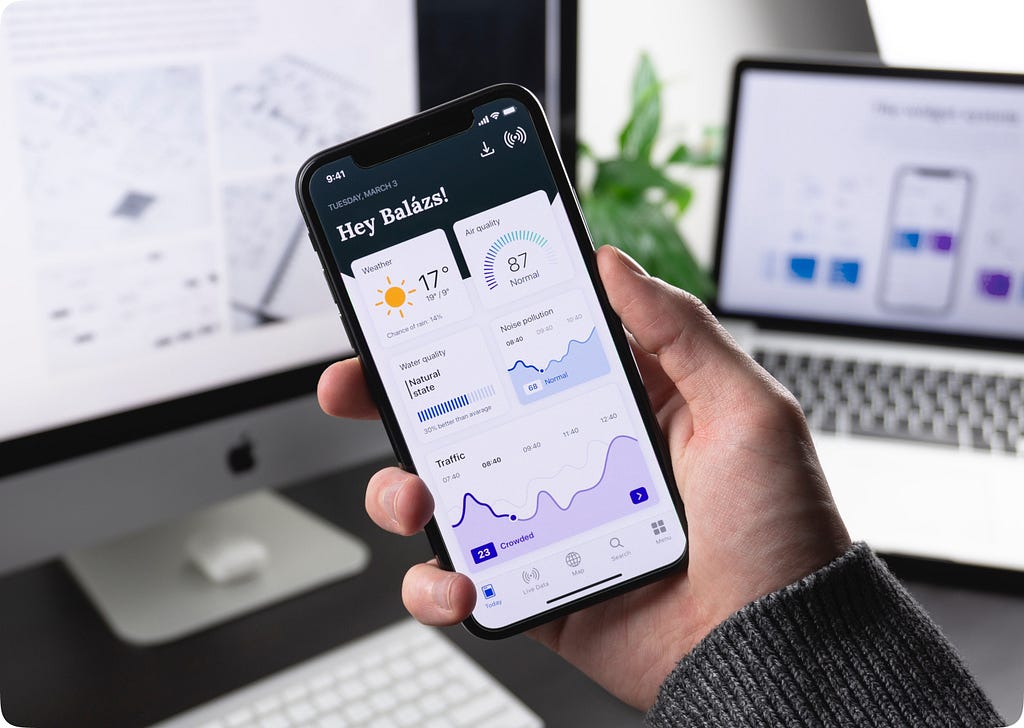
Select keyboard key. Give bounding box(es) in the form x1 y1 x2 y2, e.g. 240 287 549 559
312 690 342 712
370 691 397 712
418 670 445 689
388 658 416 679
309 673 334 692
395 705 423 726
850 422 960 447
344 701 373 723
286 701 316 723
452 693 507 726
442 683 470 704
396 680 422 700
257 714 289 728
333 662 358 681
418 693 448 715
254 697 281 715
226 708 253 727
338 679 367 701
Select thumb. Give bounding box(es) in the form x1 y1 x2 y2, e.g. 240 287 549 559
596 245 762 418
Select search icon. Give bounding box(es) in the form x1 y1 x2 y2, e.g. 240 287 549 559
609 537 624 549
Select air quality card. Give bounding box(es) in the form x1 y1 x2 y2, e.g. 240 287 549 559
454 190 572 308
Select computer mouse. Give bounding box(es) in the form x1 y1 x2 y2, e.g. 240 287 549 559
185 531 269 584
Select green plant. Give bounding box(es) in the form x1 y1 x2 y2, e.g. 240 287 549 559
578 54 718 300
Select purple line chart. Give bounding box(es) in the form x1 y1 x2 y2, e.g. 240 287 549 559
452 435 658 571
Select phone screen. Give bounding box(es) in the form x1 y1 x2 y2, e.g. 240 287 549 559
300 90 686 634
878 168 971 314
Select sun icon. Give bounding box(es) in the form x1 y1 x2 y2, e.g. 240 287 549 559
375 277 416 318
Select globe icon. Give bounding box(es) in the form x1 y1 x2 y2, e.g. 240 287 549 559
565 551 582 568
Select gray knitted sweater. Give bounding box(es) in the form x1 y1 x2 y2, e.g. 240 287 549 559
646 543 1004 727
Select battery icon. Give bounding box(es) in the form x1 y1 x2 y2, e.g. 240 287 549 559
502 106 516 116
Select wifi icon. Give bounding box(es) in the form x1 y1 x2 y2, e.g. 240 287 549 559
504 125 528 148
521 567 541 584
490 111 501 120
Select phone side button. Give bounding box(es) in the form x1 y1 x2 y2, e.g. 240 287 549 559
321 268 342 307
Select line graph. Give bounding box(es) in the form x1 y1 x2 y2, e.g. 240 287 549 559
452 434 638 527
451 434 658 571
507 328 597 373
494 289 610 404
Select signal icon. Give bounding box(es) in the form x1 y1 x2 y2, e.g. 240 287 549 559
477 116 489 126
504 126 527 148
521 567 541 584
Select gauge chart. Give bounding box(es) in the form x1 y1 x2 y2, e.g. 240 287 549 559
455 190 572 307
481 229 557 290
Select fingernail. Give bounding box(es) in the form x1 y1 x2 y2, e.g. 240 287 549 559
432 573 456 611
613 246 649 276
379 481 402 526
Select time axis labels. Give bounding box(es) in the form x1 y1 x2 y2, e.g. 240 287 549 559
349 229 471 347
455 190 572 308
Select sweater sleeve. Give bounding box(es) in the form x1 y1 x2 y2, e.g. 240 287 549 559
645 543 1004 728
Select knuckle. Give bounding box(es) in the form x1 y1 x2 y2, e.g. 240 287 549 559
739 381 807 433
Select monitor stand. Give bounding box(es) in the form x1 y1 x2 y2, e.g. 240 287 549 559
64 490 369 646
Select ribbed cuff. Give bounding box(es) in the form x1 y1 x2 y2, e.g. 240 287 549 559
646 543 1003 728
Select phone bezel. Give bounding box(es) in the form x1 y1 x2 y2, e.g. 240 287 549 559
296 83 687 639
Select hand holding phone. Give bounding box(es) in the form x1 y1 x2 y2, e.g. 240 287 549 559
319 245 851 709
298 86 688 638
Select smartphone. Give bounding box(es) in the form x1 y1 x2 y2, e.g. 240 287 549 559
878 167 971 315
296 85 687 638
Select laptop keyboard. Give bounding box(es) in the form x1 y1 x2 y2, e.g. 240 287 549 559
754 349 1022 455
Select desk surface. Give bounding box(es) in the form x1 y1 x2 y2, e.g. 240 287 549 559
1 459 1022 727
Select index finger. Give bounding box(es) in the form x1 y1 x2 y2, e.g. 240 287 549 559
318 358 381 420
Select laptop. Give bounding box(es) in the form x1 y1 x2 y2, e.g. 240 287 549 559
713 59 1024 571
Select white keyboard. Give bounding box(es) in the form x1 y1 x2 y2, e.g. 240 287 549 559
152 619 543 728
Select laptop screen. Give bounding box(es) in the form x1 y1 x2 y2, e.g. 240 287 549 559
716 63 1024 345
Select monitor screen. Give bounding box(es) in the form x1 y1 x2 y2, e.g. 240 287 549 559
716 64 1024 344
0 0 575 576
0 0 572 461
0 1 418 445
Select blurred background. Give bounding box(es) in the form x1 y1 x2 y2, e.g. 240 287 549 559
0 2 1021 727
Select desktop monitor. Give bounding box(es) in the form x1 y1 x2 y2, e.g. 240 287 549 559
0 0 577 644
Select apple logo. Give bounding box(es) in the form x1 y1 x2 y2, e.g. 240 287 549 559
227 435 256 474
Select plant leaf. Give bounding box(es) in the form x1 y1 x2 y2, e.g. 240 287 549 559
581 194 715 301
666 144 690 164
592 158 693 216
618 54 660 161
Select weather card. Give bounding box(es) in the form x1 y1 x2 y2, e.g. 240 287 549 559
349 229 471 347
454 190 572 308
